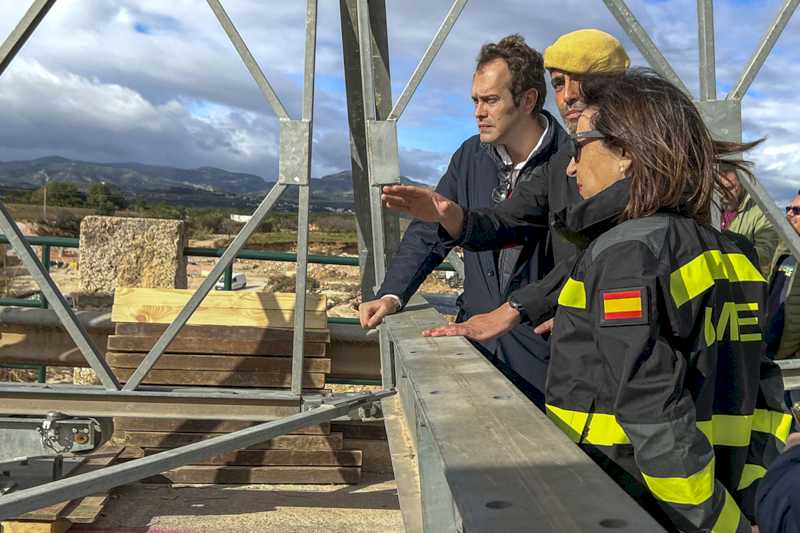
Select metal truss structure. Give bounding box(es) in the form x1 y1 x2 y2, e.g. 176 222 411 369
0 0 798 530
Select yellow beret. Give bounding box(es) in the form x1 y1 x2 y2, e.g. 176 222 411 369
544 29 630 75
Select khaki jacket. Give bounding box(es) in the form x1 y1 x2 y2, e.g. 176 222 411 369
769 243 800 359
727 195 779 277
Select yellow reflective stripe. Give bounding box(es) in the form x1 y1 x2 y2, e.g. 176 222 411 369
752 409 792 444
546 404 587 442
558 277 586 309
670 251 765 308
737 464 767 491
603 297 642 314
642 457 715 506
696 415 753 447
546 404 630 445
711 489 745 533
584 413 631 446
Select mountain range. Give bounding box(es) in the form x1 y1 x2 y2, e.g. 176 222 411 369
0 156 427 210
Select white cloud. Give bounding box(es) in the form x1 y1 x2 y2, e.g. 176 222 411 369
0 0 797 196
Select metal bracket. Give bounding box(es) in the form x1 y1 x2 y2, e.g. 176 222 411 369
278 119 312 186
695 100 743 142
366 120 401 186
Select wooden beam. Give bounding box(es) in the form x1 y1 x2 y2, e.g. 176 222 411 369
107 352 331 371
107 335 328 356
143 465 361 484
114 323 330 343
128 448 363 467
112 368 326 388
114 287 327 312
111 304 327 330
124 431 344 451
114 418 330 435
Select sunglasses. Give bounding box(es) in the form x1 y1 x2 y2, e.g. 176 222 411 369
570 129 606 162
786 206 800 216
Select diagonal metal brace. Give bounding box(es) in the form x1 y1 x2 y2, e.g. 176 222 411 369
0 389 395 520
0 202 120 390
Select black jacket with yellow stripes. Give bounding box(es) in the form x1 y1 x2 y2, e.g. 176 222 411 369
545 179 790 532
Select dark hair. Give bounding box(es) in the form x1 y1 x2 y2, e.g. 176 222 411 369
476 34 546 115
581 68 761 224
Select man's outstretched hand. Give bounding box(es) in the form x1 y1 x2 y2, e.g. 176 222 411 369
423 303 521 342
382 185 465 239
359 297 400 329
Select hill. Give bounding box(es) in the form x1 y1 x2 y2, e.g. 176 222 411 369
0 157 429 211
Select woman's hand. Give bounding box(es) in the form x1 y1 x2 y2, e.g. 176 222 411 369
422 303 521 342
382 185 465 239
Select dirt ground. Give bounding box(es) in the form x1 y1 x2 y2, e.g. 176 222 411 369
73 474 403 533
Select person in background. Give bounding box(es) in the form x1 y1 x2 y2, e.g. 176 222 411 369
719 163 778 277
765 191 800 359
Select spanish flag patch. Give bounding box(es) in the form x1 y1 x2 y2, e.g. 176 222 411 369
600 287 649 327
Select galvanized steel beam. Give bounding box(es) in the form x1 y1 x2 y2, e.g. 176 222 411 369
728 0 799 101
206 0 291 119
0 390 394 520
603 0 692 96
697 0 717 101
388 0 468 121
0 382 300 421
0 0 55 77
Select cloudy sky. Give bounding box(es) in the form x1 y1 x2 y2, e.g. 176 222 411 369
0 0 798 203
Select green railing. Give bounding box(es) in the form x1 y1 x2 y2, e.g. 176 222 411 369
0 234 407 380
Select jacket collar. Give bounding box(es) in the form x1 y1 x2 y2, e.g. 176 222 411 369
552 178 631 249
479 110 561 173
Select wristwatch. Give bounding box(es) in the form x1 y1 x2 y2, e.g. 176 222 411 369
507 296 530 324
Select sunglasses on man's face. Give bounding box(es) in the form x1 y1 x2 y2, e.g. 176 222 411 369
786 206 800 217
570 130 606 163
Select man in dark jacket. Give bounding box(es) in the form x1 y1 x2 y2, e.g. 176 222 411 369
358 34 565 402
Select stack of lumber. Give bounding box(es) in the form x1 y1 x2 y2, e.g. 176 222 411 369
0 445 123 533
117 419 361 484
108 288 330 388
108 287 364 484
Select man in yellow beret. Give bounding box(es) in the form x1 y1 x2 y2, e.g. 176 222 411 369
544 29 630 133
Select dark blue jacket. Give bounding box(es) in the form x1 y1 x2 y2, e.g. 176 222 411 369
757 444 800 533
377 112 570 393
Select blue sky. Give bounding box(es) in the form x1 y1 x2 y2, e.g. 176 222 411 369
0 0 797 202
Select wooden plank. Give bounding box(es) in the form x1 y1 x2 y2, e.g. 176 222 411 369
114 323 331 343
143 465 361 484
125 431 344 451
114 288 327 312
332 421 387 440
8 446 123 524
0 519 71 533
111 304 327 330
60 495 108 524
113 418 330 435
112 368 326 388
107 352 331 371
12 501 70 522
106 335 328 357
129 448 363 467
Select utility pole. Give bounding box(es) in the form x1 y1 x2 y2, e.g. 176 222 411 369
38 170 50 220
